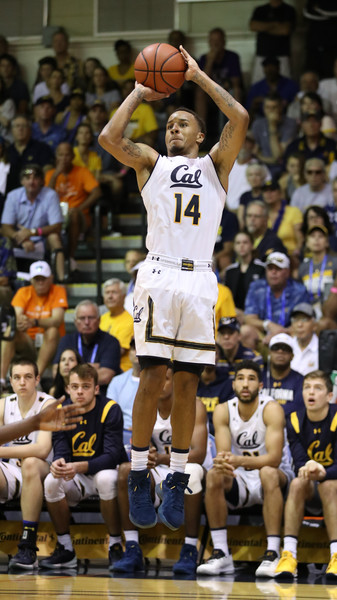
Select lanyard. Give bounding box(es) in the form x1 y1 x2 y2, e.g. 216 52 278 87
271 200 286 234
78 335 98 363
266 286 287 326
308 255 327 301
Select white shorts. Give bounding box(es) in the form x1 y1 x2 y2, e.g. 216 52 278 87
0 461 22 502
133 255 218 365
44 469 118 505
227 463 293 509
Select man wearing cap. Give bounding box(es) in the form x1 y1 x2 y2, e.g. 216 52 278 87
290 303 319 376
251 93 297 178
216 317 264 380
298 223 337 317
31 95 67 152
262 333 304 414
244 251 310 343
1 164 65 282
290 158 334 212
244 200 287 261
284 115 336 168
0 260 68 385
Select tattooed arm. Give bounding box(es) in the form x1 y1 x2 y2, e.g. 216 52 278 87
180 46 249 190
98 85 167 188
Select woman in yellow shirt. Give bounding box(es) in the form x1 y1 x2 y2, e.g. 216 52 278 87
72 122 102 179
108 39 135 86
263 180 303 257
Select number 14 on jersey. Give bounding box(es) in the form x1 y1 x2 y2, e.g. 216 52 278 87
174 193 201 226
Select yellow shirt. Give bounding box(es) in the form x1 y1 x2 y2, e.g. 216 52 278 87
72 147 102 176
268 205 303 255
108 63 135 84
100 310 134 371
215 283 236 330
110 102 158 140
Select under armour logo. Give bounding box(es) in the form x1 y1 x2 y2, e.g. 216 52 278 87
152 269 161 274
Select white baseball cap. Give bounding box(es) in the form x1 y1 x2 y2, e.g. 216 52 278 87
266 252 290 269
29 261 52 279
269 333 294 351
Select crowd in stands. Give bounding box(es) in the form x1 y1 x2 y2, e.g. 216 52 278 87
2 0 337 579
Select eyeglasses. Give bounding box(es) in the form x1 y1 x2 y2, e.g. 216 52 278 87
76 316 98 322
246 213 264 219
270 344 292 352
306 169 323 174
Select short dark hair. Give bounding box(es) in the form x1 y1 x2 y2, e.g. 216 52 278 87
68 363 98 386
234 359 262 381
38 56 57 69
114 39 131 52
9 358 38 378
174 106 207 137
303 370 333 393
53 27 69 42
0 53 17 68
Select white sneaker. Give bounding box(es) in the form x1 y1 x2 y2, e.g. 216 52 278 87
255 550 279 578
196 549 235 576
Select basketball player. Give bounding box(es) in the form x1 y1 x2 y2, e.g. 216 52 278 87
99 45 249 532
196 360 293 578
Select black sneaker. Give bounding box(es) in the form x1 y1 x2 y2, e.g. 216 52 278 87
39 542 77 569
8 543 38 570
108 543 123 571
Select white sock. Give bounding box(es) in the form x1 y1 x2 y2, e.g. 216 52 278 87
170 449 189 473
185 536 197 548
124 530 139 544
283 536 298 558
57 533 73 552
131 448 149 471
267 535 281 556
210 528 229 556
330 540 337 556
109 535 122 547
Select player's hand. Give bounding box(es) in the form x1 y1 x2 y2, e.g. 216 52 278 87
299 460 326 481
147 446 158 469
213 451 236 477
134 81 169 101
179 46 199 82
50 457 67 478
37 397 85 432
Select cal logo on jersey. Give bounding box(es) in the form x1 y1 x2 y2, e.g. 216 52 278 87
170 164 202 189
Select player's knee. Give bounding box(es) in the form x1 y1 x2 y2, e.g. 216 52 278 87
21 457 43 479
95 469 118 500
260 465 279 489
318 479 337 501
185 463 204 494
205 467 223 491
118 461 132 484
44 472 65 502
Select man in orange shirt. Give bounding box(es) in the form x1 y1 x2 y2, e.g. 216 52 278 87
45 142 101 278
0 261 68 387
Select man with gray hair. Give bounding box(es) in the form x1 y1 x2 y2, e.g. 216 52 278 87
100 278 134 372
244 199 287 261
52 299 120 393
291 157 333 211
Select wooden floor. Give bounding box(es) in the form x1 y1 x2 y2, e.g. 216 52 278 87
1 563 337 599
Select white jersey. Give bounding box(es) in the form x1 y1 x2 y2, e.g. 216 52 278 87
3 392 53 466
142 154 226 261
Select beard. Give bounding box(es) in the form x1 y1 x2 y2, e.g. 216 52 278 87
237 388 259 403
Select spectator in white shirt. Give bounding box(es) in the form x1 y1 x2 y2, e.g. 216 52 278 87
290 302 319 376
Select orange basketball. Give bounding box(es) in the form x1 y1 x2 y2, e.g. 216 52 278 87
134 43 186 95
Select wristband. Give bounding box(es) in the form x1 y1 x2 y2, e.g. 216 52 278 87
37 227 43 236
331 287 337 294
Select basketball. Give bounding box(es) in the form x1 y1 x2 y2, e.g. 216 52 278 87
134 43 186 95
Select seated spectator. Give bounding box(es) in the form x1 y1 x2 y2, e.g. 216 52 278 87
85 66 120 113
166 29 195 111
32 95 67 152
0 75 15 143
244 200 287 261
44 69 70 115
6 116 54 193
196 359 293 579
262 333 304 415
49 347 82 398
246 56 299 122
226 132 263 211
298 224 337 317
262 179 303 259
83 57 102 91
216 317 264 379
55 88 86 144
106 337 139 430
100 278 134 372
278 152 305 203
224 231 265 312
51 28 84 90
286 71 320 121
45 142 101 277
251 93 297 178
0 260 68 385
0 233 16 305
213 207 239 278
0 54 30 115
290 302 319 376
197 364 234 435
318 56 337 122
237 163 267 230
291 158 333 212
40 363 127 572
32 57 70 105
275 371 337 581
72 122 102 178
2 358 55 571
244 252 310 343
108 39 135 86
52 299 120 394
196 27 243 149
1 163 65 282
284 111 336 167
302 204 332 241
113 366 211 576
214 282 236 331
